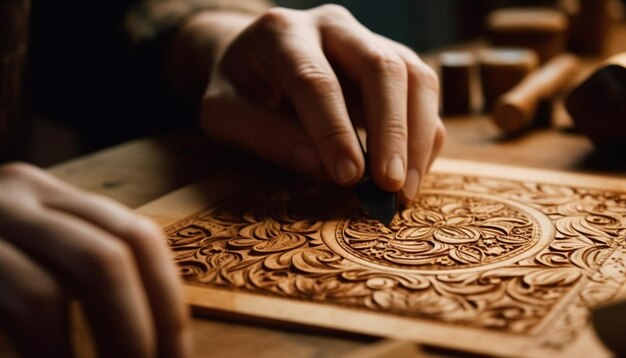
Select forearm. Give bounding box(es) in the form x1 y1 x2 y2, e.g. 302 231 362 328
123 0 271 106
166 10 257 104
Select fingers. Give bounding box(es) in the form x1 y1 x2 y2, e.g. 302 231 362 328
388 42 444 202
43 190 191 358
317 7 409 191
221 7 365 186
0 206 155 358
315 6 443 197
429 120 446 172
0 239 71 357
0 163 190 357
208 5 445 195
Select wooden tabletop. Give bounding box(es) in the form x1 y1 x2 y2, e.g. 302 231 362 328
3 20 623 358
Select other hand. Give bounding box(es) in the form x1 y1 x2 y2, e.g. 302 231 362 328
0 163 189 357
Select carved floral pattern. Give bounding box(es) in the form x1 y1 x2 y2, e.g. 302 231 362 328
333 191 552 272
165 173 626 349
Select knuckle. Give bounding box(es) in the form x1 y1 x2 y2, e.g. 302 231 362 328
317 3 353 19
408 62 439 93
22 282 62 312
136 217 164 238
84 241 133 286
292 64 339 98
83 193 164 249
318 123 353 143
365 49 406 77
0 162 39 180
8 279 63 324
124 216 165 249
258 7 295 30
383 117 408 142
0 163 55 204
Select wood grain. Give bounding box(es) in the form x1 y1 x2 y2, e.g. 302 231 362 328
136 158 626 357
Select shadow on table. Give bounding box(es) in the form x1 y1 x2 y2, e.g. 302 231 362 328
574 146 626 173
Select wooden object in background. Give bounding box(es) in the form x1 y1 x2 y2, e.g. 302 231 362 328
592 300 626 357
492 53 579 134
563 0 611 55
439 51 475 115
486 7 569 63
565 52 626 150
458 0 561 42
0 0 30 161
479 48 539 110
138 158 626 357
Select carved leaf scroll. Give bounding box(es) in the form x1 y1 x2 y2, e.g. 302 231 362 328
165 173 626 350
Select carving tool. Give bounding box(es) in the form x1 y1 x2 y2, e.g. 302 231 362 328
355 172 398 227
491 53 579 134
353 132 398 227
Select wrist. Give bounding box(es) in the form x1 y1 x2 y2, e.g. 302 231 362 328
166 10 256 103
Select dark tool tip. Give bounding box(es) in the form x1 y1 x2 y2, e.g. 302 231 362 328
354 176 398 227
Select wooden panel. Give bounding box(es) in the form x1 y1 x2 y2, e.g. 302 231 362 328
137 158 626 357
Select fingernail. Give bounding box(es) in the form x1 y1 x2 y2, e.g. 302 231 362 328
386 155 405 183
292 144 321 172
335 157 359 185
403 168 420 200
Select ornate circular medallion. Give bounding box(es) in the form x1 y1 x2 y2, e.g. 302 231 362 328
322 190 555 274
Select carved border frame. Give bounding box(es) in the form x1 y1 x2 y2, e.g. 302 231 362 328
138 159 626 357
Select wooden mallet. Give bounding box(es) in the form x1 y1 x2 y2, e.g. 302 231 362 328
492 53 579 135
565 52 626 150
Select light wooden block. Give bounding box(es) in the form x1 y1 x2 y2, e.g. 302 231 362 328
487 7 569 63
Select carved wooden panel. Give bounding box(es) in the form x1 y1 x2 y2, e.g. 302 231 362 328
139 159 626 357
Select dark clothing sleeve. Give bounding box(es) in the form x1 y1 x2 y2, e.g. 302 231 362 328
26 0 270 151
125 0 270 46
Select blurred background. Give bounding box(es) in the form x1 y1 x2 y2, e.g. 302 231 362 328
275 0 459 52
275 0 625 51
3 0 626 167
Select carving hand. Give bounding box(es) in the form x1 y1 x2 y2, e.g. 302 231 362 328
173 5 445 201
0 163 190 357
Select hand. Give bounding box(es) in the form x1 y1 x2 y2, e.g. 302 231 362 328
173 5 445 202
0 163 189 357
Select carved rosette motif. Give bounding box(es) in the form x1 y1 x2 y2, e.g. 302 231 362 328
165 174 626 349
327 190 554 274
